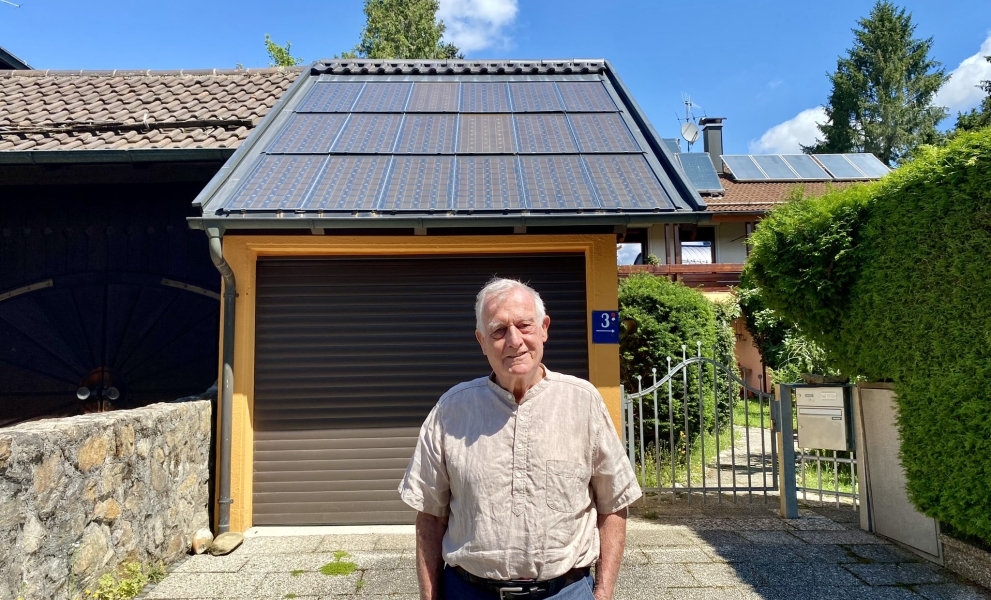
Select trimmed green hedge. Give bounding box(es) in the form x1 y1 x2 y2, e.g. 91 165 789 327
744 129 991 543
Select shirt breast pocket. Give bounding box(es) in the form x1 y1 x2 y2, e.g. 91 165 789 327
545 460 588 513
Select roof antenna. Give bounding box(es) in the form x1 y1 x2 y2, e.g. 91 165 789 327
0 0 21 6
678 93 701 152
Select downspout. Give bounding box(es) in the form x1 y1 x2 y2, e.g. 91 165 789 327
207 227 236 534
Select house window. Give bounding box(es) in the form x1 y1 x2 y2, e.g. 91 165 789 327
617 229 648 265
679 225 715 264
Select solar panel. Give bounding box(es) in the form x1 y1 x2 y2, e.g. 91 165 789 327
266 114 348 154
224 155 326 211
460 83 510 113
583 154 671 209
569 113 640 153
296 82 364 112
752 154 800 180
350 82 412 112
518 155 597 209
378 156 454 211
305 156 391 211
407 83 460 112
458 115 516 154
722 155 767 181
844 153 890 178
556 82 617 112
663 138 682 154
781 154 831 180
394 115 457 154
507 82 564 112
514 114 578 153
814 154 869 179
676 153 723 193
331 114 403 153
454 156 525 210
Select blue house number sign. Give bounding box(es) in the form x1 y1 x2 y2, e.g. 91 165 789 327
592 311 619 344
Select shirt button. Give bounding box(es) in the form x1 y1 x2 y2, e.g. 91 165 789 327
516 472 522 477
518 415 525 421
516 443 523 449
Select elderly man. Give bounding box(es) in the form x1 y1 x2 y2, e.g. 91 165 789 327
399 278 641 600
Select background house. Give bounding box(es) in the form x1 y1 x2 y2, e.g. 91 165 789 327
619 118 890 390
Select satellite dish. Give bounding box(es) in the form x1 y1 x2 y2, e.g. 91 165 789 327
681 122 700 144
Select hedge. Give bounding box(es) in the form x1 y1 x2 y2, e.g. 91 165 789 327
744 129 991 544
619 274 736 449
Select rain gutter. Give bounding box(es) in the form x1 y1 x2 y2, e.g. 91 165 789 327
206 227 236 535
188 211 711 232
0 148 235 165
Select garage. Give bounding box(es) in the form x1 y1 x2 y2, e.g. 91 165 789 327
189 59 707 530
251 254 588 525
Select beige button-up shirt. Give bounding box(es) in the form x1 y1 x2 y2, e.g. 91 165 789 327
398 368 642 581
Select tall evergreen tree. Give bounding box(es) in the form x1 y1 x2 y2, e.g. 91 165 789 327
342 0 463 60
804 1 948 165
952 56 991 134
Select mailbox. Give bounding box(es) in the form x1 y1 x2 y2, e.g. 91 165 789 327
795 386 851 451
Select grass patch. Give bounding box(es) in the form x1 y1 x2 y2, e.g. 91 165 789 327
285 594 298 599
320 551 356 577
796 451 856 498
83 561 165 600
289 569 305 577
635 396 773 490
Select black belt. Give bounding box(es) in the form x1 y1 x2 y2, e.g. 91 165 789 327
451 565 591 599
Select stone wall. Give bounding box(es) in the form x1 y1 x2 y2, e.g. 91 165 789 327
0 400 212 600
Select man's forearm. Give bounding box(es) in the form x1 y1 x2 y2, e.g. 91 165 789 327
415 511 448 600
593 508 628 600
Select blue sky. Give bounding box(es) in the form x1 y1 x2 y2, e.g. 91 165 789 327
1 0 989 154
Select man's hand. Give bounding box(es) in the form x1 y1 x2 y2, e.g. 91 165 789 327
415 511 448 600
593 508 627 600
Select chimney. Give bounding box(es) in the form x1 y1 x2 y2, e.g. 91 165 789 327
700 117 725 173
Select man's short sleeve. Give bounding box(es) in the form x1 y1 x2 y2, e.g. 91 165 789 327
398 402 451 517
589 393 642 514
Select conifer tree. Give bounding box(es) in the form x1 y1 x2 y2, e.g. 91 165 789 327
342 0 463 60
804 1 948 165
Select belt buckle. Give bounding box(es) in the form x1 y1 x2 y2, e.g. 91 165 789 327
498 586 525 599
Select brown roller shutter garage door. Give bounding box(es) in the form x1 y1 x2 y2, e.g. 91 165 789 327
252 254 588 525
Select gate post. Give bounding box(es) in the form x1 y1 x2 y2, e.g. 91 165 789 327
775 384 799 518
621 385 635 469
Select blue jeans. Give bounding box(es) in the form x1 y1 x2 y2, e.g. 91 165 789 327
442 566 596 599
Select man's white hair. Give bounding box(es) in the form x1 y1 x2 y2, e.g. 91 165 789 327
475 278 547 333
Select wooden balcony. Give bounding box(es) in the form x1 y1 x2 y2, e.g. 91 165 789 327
618 263 744 292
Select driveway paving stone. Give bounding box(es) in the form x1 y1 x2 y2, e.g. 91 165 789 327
140 504 991 600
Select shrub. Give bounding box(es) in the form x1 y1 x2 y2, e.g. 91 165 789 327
619 274 736 451
744 129 991 544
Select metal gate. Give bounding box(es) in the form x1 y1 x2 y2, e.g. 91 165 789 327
620 345 859 512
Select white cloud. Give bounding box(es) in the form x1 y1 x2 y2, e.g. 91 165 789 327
935 32 991 112
749 107 827 154
437 0 518 54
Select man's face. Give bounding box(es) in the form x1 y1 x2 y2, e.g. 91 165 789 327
475 288 550 387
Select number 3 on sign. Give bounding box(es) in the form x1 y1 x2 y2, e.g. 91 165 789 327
591 311 619 344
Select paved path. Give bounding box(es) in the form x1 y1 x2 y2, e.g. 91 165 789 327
141 504 990 600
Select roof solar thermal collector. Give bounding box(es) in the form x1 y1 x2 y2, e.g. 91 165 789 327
751 154 800 180
814 154 870 180
675 153 723 193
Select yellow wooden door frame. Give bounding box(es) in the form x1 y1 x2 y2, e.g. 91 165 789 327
217 233 619 532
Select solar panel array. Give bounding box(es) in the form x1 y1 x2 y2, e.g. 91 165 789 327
721 153 890 182
222 79 676 213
